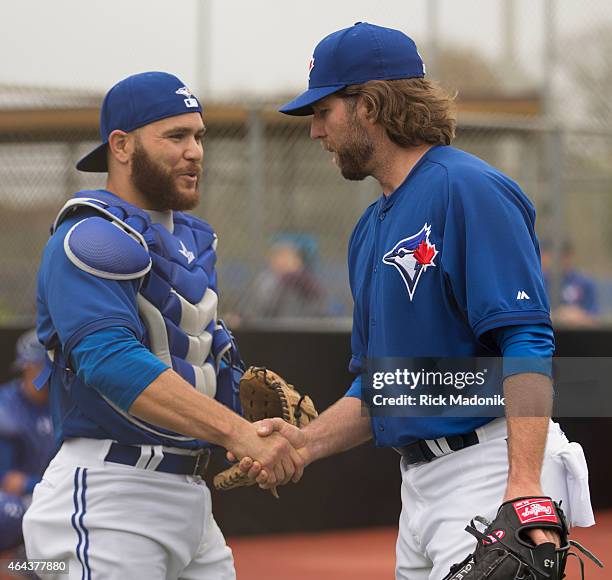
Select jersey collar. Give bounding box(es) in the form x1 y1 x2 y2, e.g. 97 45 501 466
380 144 443 210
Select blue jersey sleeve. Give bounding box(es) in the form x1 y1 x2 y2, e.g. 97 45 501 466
37 213 145 361
441 166 551 344
70 326 170 412
492 323 554 378
344 375 362 399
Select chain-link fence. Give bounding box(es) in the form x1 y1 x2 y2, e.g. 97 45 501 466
1 0 611 328
1 109 611 327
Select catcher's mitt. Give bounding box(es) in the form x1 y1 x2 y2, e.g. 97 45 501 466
213 366 317 495
443 497 603 580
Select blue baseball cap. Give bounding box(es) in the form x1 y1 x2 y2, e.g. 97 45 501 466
13 329 45 370
77 71 203 172
279 22 426 116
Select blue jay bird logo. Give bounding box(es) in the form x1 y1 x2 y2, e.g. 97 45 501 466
382 223 438 301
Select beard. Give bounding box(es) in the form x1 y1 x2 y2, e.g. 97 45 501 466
131 143 201 211
334 114 375 181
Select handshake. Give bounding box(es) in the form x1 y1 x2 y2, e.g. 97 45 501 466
214 367 318 495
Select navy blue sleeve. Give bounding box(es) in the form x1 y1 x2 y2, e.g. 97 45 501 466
70 326 170 412
37 216 145 361
491 324 554 378
441 166 551 342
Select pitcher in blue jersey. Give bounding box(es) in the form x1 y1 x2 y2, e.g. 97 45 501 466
241 23 595 579
23 71 304 580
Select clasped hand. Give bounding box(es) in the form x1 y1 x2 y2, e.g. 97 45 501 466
228 419 308 489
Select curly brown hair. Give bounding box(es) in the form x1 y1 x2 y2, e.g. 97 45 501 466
338 79 457 147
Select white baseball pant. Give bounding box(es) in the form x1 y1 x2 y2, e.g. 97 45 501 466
395 419 595 580
23 438 235 580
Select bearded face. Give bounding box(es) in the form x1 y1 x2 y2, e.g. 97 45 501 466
131 138 201 211
314 96 376 182
333 107 376 181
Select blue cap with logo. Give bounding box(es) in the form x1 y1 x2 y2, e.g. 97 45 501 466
77 71 202 172
279 22 426 116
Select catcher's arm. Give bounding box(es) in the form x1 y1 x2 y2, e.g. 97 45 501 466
130 368 303 486
243 396 372 488
503 372 558 547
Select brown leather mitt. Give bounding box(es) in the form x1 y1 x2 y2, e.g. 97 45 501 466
213 366 317 495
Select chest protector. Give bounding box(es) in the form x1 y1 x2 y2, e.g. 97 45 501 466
50 190 242 441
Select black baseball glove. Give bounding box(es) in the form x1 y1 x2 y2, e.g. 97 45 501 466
443 497 603 579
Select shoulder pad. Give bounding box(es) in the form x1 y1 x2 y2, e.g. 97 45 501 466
175 212 215 235
64 216 152 280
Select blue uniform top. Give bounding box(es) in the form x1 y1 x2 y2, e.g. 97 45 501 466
36 211 167 446
0 380 55 494
36 193 240 449
347 145 552 447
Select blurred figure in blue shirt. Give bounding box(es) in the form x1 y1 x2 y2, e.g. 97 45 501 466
0 329 54 552
541 240 600 327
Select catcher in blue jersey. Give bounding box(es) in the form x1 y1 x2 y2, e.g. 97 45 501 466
23 71 304 580
236 23 600 580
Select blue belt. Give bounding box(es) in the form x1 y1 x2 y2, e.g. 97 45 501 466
394 430 480 464
105 443 211 476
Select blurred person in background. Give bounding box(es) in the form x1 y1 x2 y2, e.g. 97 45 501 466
541 240 600 327
247 235 326 320
0 329 53 553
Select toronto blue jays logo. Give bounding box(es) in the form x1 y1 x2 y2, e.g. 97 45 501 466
175 86 194 98
176 86 198 108
308 56 315 80
382 223 438 301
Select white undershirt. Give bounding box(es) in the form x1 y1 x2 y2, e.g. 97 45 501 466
146 210 174 233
